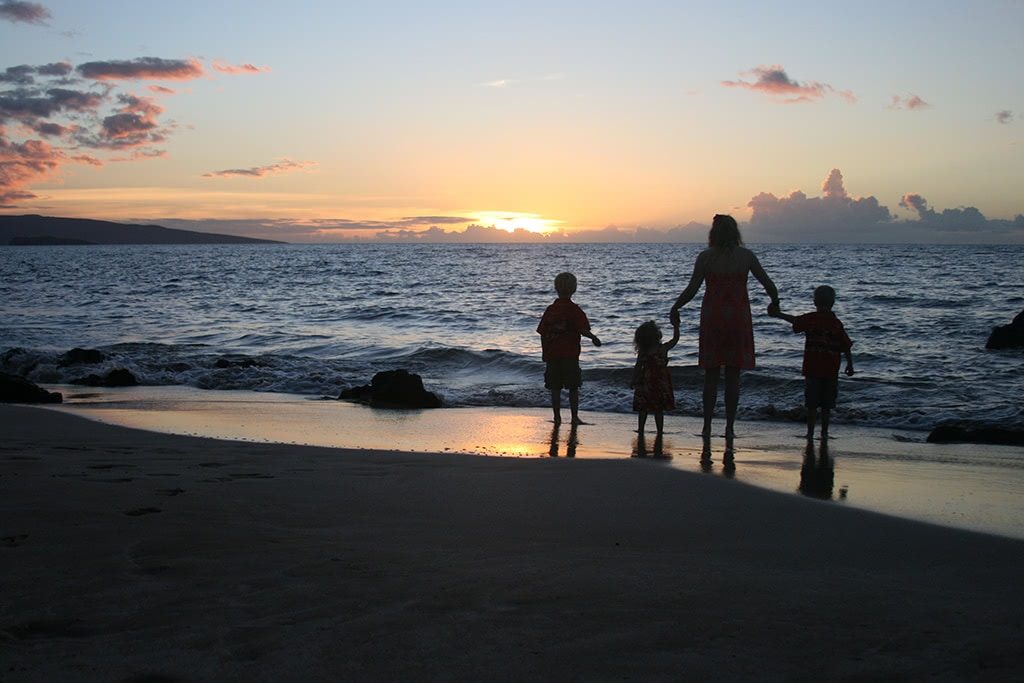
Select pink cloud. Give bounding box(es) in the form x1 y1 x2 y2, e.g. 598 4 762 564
0 1 50 25
721 65 855 104
202 159 316 179
888 94 930 110
211 60 271 75
148 85 175 95
77 57 205 81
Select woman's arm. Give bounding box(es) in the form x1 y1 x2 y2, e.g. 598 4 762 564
671 251 706 317
749 252 779 306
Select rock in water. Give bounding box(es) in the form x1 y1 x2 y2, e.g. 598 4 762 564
58 348 106 366
339 369 442 409
927 424 1024 446
986 309 1024 349
71 368 138 387
0 373 63 403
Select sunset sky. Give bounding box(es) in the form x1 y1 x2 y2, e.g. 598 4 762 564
2 0 1022 242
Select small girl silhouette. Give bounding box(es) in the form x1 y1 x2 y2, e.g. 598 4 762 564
631 319 680 434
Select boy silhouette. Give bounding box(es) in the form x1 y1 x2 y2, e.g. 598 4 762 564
770 285 854 440
537 272 601 425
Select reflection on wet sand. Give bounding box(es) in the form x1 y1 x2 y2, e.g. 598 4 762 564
631 433 673 460
699 434 736 478
798 440 835 499
547 424 578 458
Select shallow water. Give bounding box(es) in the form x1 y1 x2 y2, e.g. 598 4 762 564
3 242 1022 432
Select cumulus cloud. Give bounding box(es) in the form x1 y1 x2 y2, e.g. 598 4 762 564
77 57 205 81
744 168 1022 243
0 56 267 205
202 159 317 179
721 65 855 104
0 1 49 25
211 61 271 75
889 94 930 110
995 110 1014 124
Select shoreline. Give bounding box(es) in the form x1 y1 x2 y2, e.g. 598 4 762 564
2 403 1023 680
36 384 1024 541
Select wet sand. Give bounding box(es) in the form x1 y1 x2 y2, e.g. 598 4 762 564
2 402 1023 681
43 385 1024 539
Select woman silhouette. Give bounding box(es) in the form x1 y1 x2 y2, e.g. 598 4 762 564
670 214 778 452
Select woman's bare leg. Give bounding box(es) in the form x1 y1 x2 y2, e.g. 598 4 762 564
724 366 740 444
702 368 719 436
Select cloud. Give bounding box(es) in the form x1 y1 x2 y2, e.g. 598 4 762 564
0 55 262 205
0 1 49 25
202 159 317 179
996 110 1014 124
889 94 930 110
722 65 855 104
211 61 271 75
744 168 1022 243
148 85 175 95
77 57 205 81
479 79 515 88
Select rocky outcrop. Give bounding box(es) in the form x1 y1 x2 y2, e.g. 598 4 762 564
71 368 138 387
0 372 62 403
986 309 1024 350
339 369 442 409
214 355 261 369
927 424 1024 446
58 348 106 366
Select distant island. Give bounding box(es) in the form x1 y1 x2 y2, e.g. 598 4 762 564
0 215 282 245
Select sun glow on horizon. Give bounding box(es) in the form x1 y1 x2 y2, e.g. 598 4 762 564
471 211 561 234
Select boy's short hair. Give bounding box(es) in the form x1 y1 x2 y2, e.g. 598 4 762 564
554 272 577 296
814 285 836 308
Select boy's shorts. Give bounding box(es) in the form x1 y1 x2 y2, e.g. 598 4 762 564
545 359 582 391
804 376 838 409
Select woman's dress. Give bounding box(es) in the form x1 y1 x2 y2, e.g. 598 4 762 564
632 346 675 412
698 271 755 369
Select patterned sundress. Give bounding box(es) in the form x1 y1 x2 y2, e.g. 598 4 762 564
698 271 755 369
632 346 676 412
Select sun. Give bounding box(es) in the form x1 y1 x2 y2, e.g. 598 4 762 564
472 211 561 234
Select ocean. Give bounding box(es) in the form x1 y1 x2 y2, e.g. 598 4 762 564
2 242 1022 433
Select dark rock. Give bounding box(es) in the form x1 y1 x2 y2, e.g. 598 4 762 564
0 372 62 403
986 309 1024 350
58 348 106 366
927 424 1024 446
1 347 40 376
164 362 192 372
71 368 138 387
339 369 442 409
214 355 260 369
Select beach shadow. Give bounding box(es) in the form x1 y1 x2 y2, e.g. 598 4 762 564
798 440 834 500
547 424 578 458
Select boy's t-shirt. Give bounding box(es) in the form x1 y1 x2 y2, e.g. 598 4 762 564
537 298 590 361
792 311 852 377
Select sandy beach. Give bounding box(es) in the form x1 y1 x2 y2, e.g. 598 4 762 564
3 403 1024 681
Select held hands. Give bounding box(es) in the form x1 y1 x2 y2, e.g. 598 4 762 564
669 308 681 326
845 363 855 377
767 302 781 318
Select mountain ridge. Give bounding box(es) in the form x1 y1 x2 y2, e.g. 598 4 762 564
0 215 282 245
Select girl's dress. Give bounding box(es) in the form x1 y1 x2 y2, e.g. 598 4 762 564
699 271 755 369
632 345 675 412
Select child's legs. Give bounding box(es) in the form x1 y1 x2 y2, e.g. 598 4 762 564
724 367 740 436
654 411 664 434
637 410 648 432
821 407 831 437
806 409 817 438
702 368 719 433
549 388 562 423
568 387 580 421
